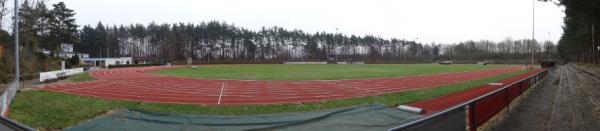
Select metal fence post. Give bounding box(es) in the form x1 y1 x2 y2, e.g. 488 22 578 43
530 77 534 85
468 102 477 131
518 81 524 100
504 88 510 114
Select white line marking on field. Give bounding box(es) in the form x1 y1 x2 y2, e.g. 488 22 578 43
217 83 225 105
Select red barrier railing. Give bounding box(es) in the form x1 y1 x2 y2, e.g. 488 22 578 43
468 70 547 131
389 69 548 131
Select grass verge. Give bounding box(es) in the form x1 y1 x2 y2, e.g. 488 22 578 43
66 73 94 82
9 70 529 130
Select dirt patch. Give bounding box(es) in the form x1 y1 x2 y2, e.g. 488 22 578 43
18 80 47 91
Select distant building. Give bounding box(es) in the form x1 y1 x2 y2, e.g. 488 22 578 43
61 43 74 52
133 57 157 64
537 60 556 68
81 57 133 68
56 43 89 59
57 52 89 59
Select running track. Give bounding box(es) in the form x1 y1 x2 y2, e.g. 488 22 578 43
39 66 523 105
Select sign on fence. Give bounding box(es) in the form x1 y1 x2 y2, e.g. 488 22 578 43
39 68 84 82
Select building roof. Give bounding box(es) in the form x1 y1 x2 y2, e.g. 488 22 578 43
81 57 132 61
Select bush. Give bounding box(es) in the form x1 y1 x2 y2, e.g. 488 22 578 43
69 55 80 67
0 58 11 83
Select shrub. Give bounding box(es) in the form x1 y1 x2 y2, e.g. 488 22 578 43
69 55 80 67
0 58 11 83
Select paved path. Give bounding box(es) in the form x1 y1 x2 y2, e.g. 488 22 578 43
489 65 600 131
38 66 521 105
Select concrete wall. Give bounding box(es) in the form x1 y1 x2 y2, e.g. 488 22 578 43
283 62 328 64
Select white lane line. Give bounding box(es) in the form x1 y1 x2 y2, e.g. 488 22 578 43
218 83 225 105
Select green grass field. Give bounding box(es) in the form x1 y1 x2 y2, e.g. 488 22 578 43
66 73 95 82
9 70 530 130
154 64 509 80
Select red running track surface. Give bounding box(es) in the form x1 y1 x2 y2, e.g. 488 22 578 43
38 66 523 105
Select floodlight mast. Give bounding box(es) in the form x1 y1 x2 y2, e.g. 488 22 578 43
548 32 551 60
531 0 535 67
14 0 20 83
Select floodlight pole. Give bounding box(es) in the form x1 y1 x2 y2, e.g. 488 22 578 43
14 0 20 83
548 32 551 60
531 0 535 67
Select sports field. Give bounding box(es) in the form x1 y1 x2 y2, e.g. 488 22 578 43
12 69 533 129
154 64 509 80
13 64 534 129
39 64 521 105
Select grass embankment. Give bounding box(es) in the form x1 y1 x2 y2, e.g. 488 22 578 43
65 73 95 82
155 64 508 80
9 70 530 130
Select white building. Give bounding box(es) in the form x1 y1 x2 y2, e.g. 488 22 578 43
61 43 74 52
57 52 89 59
53 43 90 59
81 57 133 68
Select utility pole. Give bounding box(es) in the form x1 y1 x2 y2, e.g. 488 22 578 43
14 0 19 83
548 32 551 60
531 0 535 67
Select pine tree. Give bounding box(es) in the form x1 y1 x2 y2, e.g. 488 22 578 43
94 22 107 57
48 2 78 52
79 25 95 56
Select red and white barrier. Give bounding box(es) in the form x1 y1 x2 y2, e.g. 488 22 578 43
39 68 84 82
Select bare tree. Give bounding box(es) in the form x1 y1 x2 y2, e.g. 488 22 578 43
0 0 8 28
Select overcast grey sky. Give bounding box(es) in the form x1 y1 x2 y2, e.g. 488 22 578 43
20 0 566 43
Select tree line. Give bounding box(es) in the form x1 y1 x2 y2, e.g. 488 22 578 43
551 0 600 64
2 0 557 66
0 0 77 82
76 21 554 64
15 0 77 56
